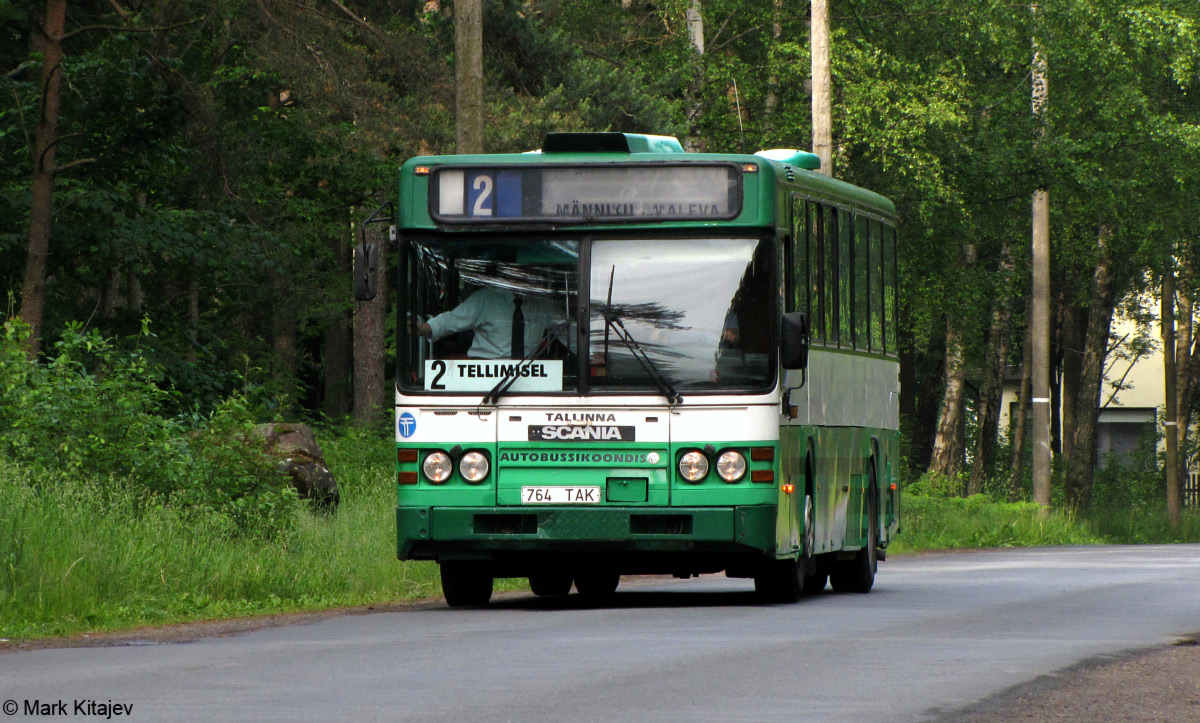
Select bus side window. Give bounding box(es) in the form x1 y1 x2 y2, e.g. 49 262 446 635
838 208 852 348
870 219 884 352
824 205 838 345
883 224 897 354
738 242 772 355
810 202 824 343
792 197 809 318
854 214 870 351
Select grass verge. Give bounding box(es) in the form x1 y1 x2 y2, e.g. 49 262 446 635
890 494 1200 554
0 431 442 640
7 441 1200 639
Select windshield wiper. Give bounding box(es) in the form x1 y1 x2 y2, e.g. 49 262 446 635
598 267 682 406
480 322 568 406
600 311 683 406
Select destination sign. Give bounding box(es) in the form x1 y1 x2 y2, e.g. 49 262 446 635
424 359 562 392
432 164 740 223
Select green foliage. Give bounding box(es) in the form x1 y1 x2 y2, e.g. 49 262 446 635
904 470 967 498
1090 435 1165 512
892 492 1200 555
2 2 1200 640
0 319 300 537
897 433 1200 553
891 494 1104 552
0 449 439 639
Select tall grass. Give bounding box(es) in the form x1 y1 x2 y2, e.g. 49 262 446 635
0 430 442 639
892 469 1200 555
889 495 1104 553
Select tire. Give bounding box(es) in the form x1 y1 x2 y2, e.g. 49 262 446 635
574 570 620 598
440 561 494 607
529 572 573 597
830 470 878 594
803 569 828 595
800 492 826 595
754 558 802 603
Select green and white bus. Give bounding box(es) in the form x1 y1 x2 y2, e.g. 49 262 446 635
358 132 899 606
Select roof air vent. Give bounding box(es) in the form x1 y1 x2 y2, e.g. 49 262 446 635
542 132 685 154
755 148 821 170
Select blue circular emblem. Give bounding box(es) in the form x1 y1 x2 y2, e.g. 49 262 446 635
398 412 417 439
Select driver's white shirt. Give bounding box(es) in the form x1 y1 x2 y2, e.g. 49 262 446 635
426 287 567 359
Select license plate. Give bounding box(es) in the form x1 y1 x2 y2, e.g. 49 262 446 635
521 486 602 504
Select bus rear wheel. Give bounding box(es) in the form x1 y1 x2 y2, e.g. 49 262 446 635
440 561 494 607
830 475 878 594
529 572 573 597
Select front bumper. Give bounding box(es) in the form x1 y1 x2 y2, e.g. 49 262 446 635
398 504 777 562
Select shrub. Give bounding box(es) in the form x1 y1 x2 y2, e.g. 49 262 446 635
904 470 964 498
0 319 299 537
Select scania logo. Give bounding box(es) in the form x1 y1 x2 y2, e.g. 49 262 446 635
527 425 636 442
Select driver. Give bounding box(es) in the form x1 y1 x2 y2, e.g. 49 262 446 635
413 284 568 360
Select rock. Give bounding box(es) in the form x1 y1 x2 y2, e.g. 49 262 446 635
255 423 339 510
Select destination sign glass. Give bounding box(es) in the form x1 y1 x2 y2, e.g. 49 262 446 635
432 164 741 223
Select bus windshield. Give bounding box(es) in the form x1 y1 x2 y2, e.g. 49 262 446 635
589 238 772 392
399 237 773 395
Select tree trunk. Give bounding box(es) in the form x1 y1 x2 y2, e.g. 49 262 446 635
811 0 832 176
186 279 199 365
927 317 967 482
324 229 353 419
19 0 67 357
1059 299 1087 469
901 340 944 475
1009 296 1035 500
682 0 705 151
968 240 1017 495
271 268 298 407
763 0 782 127
1063 227 1115 511
1175 255 1200 511
1031 188 1052 511
126 266 143 314
454 0 483 154
353 221 388 424
101 265 122 318
1163 262 1181 529
128 190 146 314
1030 2 1052 511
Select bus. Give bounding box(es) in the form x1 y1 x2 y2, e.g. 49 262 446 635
356 132 899 606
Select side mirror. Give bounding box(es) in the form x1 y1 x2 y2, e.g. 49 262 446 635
353 242 379 301
780 311 809 370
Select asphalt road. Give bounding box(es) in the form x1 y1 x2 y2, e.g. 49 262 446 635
3 545 1200 722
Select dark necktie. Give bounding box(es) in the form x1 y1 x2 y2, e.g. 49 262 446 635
511 298 524 358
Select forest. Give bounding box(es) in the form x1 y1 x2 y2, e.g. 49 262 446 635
3 0 1200 512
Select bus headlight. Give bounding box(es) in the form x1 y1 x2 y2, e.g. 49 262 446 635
716 450 747 482
679 451 709 482
459 451 490 483
423 451 452 483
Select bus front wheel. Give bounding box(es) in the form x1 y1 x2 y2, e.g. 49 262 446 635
801 492 827 595
754 559 802 603
440 561 494 607
529 572 573 597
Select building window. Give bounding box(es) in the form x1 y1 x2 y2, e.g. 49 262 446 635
1095 408 1156 468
